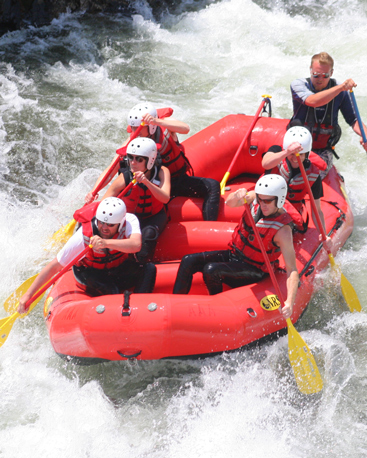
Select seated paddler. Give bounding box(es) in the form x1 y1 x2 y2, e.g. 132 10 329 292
18 197 155 314
172 174 299 319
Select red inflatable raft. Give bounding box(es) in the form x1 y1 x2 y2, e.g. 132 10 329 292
44 114 353 364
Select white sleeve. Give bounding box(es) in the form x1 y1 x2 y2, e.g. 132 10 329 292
56 228 86 266
124 213 141 237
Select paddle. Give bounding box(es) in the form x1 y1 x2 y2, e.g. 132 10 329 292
220 95 271 195
243 198 323 394
0 244 93 349
49 123 145 246
4 274 45 314
349 90 367 144
295 153 361 312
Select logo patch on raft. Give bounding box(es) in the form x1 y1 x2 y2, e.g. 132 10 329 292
260 294 281 311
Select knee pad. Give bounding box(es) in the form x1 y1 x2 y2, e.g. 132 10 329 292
142 225 159 242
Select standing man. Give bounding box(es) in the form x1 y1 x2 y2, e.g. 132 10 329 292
290 52 367 176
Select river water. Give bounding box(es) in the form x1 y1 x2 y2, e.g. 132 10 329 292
1 0 367 456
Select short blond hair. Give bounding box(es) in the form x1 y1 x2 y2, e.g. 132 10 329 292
310 52 334 69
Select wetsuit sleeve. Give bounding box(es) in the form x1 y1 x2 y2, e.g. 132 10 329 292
57 228 85 266
311 175 323 199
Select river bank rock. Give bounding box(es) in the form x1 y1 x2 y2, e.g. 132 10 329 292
0 0 165 35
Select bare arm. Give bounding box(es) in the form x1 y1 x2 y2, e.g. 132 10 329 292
18 258 62 314
305 78 356 107
262 143 303 170
225 189 256 208
134 166 171 204
273 225 299 319
142 113 190 141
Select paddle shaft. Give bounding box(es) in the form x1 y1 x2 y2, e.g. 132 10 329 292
220 96 271 193
117 179 136 200
227 98 270 174
296 153 361 313
349 90 367 144
24 244 92 311
243 199 324 393
92 123 144 197
243 200 286 307
295 154 328 243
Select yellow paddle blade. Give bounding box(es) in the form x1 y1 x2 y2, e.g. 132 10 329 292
48 218 76 247
340 272 362 312
0 313 18 348
328 254 361 313
3 274 46 314
0 299 40 348
286 319 323 394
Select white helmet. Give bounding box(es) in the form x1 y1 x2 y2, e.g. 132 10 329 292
96 197 126 225
127 102 158 135
127 137 157 170
255 174 287 209
283 126 312 154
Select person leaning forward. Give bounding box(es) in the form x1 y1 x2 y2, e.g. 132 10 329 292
172 174 299 319
102 137 171 264
17 198 155 314
290 51 367 177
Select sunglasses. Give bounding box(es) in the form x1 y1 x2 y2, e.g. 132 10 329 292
98 221 118 228
311 72 330 79
257 196 277 205
127 154 146 163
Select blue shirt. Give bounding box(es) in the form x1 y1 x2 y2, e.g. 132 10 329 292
291 78 357 127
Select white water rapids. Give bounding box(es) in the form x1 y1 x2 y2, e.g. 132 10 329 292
1 0 367 456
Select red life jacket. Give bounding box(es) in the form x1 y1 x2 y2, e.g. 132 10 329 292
273 158 320 213
73 202 129 270
152 126 189 178
120 167 164 218
229 203 293 272
126 107 190 177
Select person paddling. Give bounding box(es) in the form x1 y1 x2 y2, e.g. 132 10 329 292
290 52 367 177
18 198 153 314
262 125 331 248
102 137 170 264
86 102 221 221
173 174 299 319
